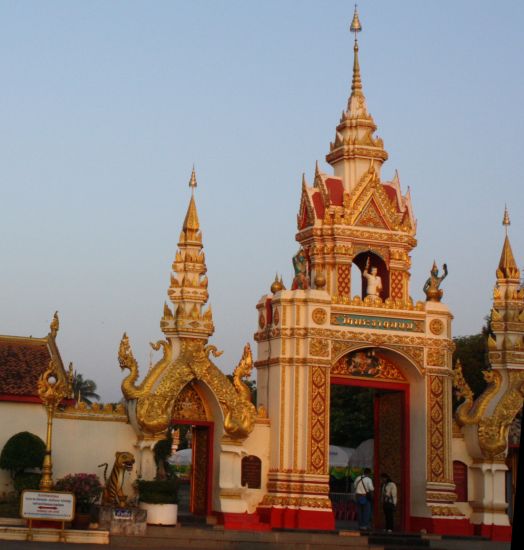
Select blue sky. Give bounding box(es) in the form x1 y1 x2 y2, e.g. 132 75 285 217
1 1 523 401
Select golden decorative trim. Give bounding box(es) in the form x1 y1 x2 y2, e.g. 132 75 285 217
293 365 300 471
428 505 464 517
427 348 446 367
260 495 332 510
309 366 328 474
478 369 524 459
309 338 330 358
427 375 445 482
266 482 329 495
280 364 286 469
255 357 331 368
426 491 457 502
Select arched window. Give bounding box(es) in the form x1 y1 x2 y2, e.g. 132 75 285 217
453 461 468 502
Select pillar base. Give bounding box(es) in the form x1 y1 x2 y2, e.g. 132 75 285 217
258 506 335 530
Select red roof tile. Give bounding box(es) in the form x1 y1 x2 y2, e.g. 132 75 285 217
0 337 51 397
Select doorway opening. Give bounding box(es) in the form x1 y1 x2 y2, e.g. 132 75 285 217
169 420 214 520
329 374 409 532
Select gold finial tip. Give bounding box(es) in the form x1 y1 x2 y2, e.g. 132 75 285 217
350 5 362 34
502 205 510 227
188 166 197 189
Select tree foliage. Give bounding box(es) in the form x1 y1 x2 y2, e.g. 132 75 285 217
330 386 374 448
72 372 100 404
0 431 46 480
452 333 488 405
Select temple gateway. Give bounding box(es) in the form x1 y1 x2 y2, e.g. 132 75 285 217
0 9 521 543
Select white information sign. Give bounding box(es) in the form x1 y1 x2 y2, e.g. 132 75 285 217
21 490 75 521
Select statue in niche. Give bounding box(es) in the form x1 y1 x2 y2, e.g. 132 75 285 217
423 261 448 302
363 257 382 297
291 248 310 290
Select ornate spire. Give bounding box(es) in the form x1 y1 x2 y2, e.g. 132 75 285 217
326 6 388 191
164 168 213 339
496 207 520 281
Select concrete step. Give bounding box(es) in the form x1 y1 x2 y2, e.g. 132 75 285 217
110 526 376 549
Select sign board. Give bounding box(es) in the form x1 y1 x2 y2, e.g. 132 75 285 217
21 490 75 521
331 313 424 333
113 508 133 520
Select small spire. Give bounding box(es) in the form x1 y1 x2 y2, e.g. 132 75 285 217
503 205 510 236
350 5 363 98
183 167 200 233
188 165 197 194
497 208 520 281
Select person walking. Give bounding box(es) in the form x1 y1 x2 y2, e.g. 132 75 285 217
354 467 374 530
380 472 397 532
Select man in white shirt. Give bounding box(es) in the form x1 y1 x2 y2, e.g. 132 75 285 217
354 467 374 530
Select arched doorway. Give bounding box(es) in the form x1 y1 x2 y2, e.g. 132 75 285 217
170 382 216 519
329 347 410 531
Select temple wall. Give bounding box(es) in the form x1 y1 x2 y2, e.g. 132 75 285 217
53 416 136 481
241 419 271 513
0 401 136 498
0 402 46 497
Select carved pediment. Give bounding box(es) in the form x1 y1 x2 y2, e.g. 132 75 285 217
354 199 388 229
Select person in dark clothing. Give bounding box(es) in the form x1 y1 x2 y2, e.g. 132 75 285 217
380 472 397 532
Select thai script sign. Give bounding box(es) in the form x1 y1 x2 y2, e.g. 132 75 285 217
331 313 424 333
21 490 75 521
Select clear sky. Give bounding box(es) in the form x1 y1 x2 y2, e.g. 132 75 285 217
1 1 523 402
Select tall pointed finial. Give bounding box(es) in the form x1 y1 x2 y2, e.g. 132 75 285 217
350 4 363 97
188 165 197 194
502 205 510 236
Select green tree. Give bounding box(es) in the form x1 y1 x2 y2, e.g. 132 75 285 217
330 386 374 448
72 372 100 404
453 333 488 406
0 431 45 480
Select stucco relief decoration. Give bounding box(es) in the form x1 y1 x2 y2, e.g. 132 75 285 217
427 348 446 367
428 375 445 482
172 383 207 421
273 307 280 326
337 265 350 296
429 319 444 336
312 308 327 325
332 349 406 381
390 270 403 300
309 338 330 358
309 367 328 474
259 312 266 330
119 334 256 439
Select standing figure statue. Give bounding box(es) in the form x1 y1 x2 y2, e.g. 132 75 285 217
423 261 448 302
363 257 382 297
291 248 310 290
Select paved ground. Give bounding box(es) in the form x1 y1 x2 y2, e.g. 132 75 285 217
0 525 514 550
